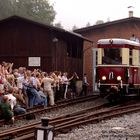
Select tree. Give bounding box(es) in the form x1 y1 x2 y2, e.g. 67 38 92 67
107 17 110 22
0 0 13 18
54 22 63 29
95 20 104 25
86 22 91 27
72 25 78 31
0 0 56 25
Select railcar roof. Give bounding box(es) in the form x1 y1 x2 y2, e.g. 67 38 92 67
97 38 140 47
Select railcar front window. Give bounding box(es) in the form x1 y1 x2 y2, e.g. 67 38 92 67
102 48 121 64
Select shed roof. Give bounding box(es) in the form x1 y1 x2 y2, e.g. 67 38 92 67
0 15 93 43
74 17 140 33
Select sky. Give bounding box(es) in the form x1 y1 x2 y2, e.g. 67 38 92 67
49 0 140 30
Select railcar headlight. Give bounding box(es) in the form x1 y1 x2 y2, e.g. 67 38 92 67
102 76 106 80
117 76 121 81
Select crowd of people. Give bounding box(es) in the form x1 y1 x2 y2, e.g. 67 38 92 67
0 61 89 123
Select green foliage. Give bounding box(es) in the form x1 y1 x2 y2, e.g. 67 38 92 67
95 20 104 25
0 0 56 25
54 22 63 29
72 25 78 31
86 22 90 27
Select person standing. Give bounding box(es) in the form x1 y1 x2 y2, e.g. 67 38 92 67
80 73 89 96
41 73 55 106
130 34 139 42
54 71 63 101
62 72 74 99
69 72 79 98
27 72 42 108
62 72 69 99
130 34 136 41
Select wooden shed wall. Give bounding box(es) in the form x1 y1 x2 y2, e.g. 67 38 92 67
0 17 83 77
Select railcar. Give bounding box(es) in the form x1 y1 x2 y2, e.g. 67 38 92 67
96 38 140 102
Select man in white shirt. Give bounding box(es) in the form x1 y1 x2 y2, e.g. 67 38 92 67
62 72 69 99
80 73 89 96
42 73 55 106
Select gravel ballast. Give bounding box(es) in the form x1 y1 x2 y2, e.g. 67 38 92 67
1 97 140 140
0 98 106 131
54 112 140 140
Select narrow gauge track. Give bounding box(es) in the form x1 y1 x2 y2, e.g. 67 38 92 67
2 102 140 140
0 94 99 126
0 99 107 140
0 95 101 137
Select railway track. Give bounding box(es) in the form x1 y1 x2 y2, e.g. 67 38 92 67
0 94 99 126
0 94 101 139
0 102 107 140
2 101 140 140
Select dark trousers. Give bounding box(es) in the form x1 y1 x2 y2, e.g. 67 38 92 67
80 85 87 96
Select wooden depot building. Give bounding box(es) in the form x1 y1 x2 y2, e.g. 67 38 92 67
0 15 92 78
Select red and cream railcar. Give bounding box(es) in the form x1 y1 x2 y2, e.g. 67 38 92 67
96 38 140 95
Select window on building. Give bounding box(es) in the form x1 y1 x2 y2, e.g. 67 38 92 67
96 51 98 65
129 48 133 56
67 41 83 58
129 48 133 65
129 58 132 65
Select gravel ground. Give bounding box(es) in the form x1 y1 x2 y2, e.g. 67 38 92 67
54 112 140 140
42 98 107 118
